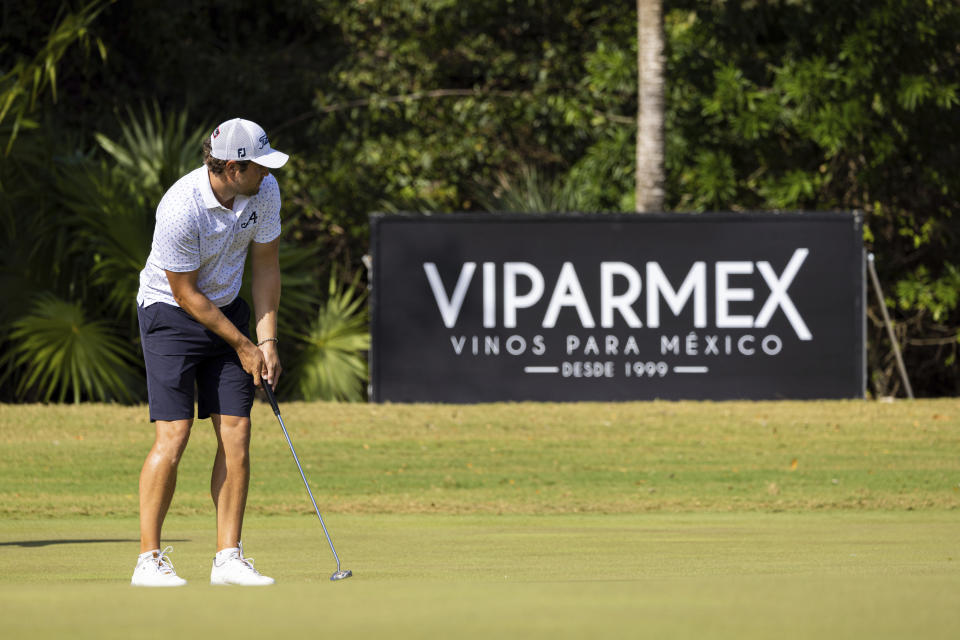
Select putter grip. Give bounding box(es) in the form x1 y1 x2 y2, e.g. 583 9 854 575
262 383 281 416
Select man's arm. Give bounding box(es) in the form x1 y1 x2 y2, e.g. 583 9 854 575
250 237 282 387
165 269 266 387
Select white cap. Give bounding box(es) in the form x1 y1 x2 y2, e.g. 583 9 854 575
209 118 289 169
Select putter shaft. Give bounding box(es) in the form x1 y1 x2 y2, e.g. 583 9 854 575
263 384 350 580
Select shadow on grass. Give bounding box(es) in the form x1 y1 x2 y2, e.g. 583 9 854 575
0 539 187 548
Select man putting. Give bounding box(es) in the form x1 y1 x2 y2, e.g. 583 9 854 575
131 118 288 587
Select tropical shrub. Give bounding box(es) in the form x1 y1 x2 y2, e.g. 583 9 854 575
294 271 370 402
0 294 142 403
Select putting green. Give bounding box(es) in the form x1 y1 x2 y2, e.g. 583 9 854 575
2 400 958 637
2 511 958 639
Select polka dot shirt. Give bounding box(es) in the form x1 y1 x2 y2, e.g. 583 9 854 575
137 166 282 308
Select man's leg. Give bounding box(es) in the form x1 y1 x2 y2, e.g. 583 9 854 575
210 413 251 551
208 412 273 585
139 419 193 553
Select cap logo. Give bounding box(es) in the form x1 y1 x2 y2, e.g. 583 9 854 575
237 147 246 158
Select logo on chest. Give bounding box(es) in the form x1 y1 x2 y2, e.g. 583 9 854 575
241 211 258 229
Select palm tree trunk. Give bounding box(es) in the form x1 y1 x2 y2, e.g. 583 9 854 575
636 0 665 212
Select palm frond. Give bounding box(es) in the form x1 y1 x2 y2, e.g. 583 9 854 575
55 157 150 316
294 270 370 402
94 103 209 196
0 294 143 403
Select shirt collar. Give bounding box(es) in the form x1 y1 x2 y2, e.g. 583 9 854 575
198 167 225 210
197 166 250 214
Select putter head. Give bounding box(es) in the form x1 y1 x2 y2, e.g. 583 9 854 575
330 569 353 581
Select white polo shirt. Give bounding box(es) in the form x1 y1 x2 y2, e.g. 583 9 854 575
136 166 282 308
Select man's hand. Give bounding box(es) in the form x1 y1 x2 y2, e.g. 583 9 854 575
237 341 267 387
259 341 282 389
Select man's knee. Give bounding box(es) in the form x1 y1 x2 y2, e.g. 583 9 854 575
152 419 193 464
216 415 251 461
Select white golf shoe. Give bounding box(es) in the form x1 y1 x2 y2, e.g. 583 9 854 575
210 543 275 586
131 546 188 587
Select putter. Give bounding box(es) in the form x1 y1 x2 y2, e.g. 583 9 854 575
262 382 353 581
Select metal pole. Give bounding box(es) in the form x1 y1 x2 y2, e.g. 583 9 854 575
867 253 914 399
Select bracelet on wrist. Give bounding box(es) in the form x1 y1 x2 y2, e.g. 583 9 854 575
257 337 279 347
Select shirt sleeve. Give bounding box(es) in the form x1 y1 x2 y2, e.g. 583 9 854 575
152 190 201 272
254 174 282 244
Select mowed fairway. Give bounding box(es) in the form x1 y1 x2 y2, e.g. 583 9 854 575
1 399 958 639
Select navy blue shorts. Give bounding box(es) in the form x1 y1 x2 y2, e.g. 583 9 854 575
138 297 254 422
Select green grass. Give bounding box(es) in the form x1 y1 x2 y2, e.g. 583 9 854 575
3 399 958 516
0 399 958 638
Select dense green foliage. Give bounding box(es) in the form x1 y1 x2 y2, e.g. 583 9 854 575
1 0 957 400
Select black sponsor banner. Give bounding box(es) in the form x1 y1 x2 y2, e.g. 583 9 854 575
370 212 865 402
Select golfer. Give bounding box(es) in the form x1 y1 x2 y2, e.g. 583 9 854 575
131 118 288 587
